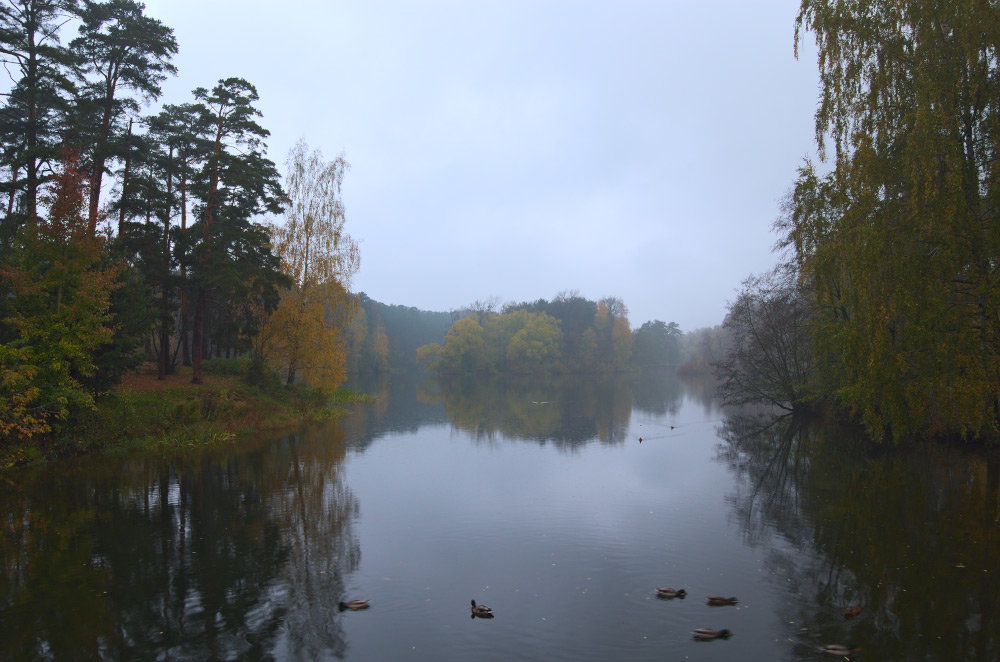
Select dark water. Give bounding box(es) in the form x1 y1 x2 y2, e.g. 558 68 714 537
1 372 998 660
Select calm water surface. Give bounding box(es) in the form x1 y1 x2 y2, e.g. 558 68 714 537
1 372 998 660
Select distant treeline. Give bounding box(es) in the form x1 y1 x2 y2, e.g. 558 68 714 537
410 294 684 376
344 294 452 374
343 292 709 379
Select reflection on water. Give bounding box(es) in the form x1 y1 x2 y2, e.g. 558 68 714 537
0 423 359 660
344 370 448 444
419 370 697 448
718 411 1000 660
420 374 635 447
1 372 998 660
346 370 693 450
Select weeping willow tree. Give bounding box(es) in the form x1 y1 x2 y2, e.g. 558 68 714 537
787 1 1000 442
260 140 359 390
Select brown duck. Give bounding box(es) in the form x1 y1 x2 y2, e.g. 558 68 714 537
706 596 738 606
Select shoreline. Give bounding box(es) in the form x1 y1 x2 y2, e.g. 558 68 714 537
1 361 370 472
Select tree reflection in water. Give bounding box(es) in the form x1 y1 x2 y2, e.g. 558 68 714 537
718 409 1000 660
0 420 360 660
630 368 684 417
422 374 637 449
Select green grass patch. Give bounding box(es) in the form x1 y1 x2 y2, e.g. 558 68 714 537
1 368 369 471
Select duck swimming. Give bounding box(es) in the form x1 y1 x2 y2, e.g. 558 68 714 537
820 643 859 657
706 596 738 606
656 587 687 599
471 599 494 618
692 628 732 641
338 600 370 611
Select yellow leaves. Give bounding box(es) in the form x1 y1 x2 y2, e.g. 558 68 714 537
260 286 349 391
274 140 359 289
432 311 566 375
416 342 442 370
0 153 119 444
786 0 1000 442
505 313 561 371
0 347 53 442
256 141 361 391
371 322 390 372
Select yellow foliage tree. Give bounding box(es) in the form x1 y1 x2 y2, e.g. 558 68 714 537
262 140 359 390
1 152 120 441
371 319 390 373
594 297 632 371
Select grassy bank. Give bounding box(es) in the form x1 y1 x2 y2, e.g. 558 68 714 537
1 360 371 471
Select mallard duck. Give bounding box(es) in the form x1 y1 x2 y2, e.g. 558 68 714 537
338 600 370 611
706 596 738 606
843 604 861 618
820 643 859 657
656 587 687 599
692 628 732 641
470 599 494 618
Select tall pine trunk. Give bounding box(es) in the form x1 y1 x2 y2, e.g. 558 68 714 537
158 144 173 380
191 120 223 384
180 173 191 366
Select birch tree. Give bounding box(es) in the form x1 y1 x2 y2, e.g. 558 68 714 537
790 0 1000 441
264 140 359 390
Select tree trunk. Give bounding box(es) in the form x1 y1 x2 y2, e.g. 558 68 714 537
158 143 173 380
118 118 133 237
7 168 18 217
87 89 115 235
180 174 191 366
191 119 223 384
191 288 204 384
25 29 39 221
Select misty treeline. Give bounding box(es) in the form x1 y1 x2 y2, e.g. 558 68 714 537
345 294 452 374
0 0 358 442
416 294 684 376
717 0 1000 444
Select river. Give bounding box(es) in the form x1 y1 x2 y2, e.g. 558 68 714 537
1 371 997 660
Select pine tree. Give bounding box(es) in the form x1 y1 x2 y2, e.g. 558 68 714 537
0 0 79 230
187 77 284 383
69 0 177 234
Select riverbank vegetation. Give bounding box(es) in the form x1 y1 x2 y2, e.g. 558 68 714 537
718 1 1000 445
0 1 359 461
0 359 371 471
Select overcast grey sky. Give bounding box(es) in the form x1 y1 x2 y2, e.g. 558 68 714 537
142 0 820 331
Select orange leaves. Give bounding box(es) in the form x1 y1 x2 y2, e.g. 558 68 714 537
0 153 119 443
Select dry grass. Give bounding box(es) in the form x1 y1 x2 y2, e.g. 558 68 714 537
118 362 230 394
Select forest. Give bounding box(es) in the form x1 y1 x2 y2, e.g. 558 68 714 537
717 1 1000 445
0 0 688 456
7 0 991 453
0 1 359 443
416 295 682 376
